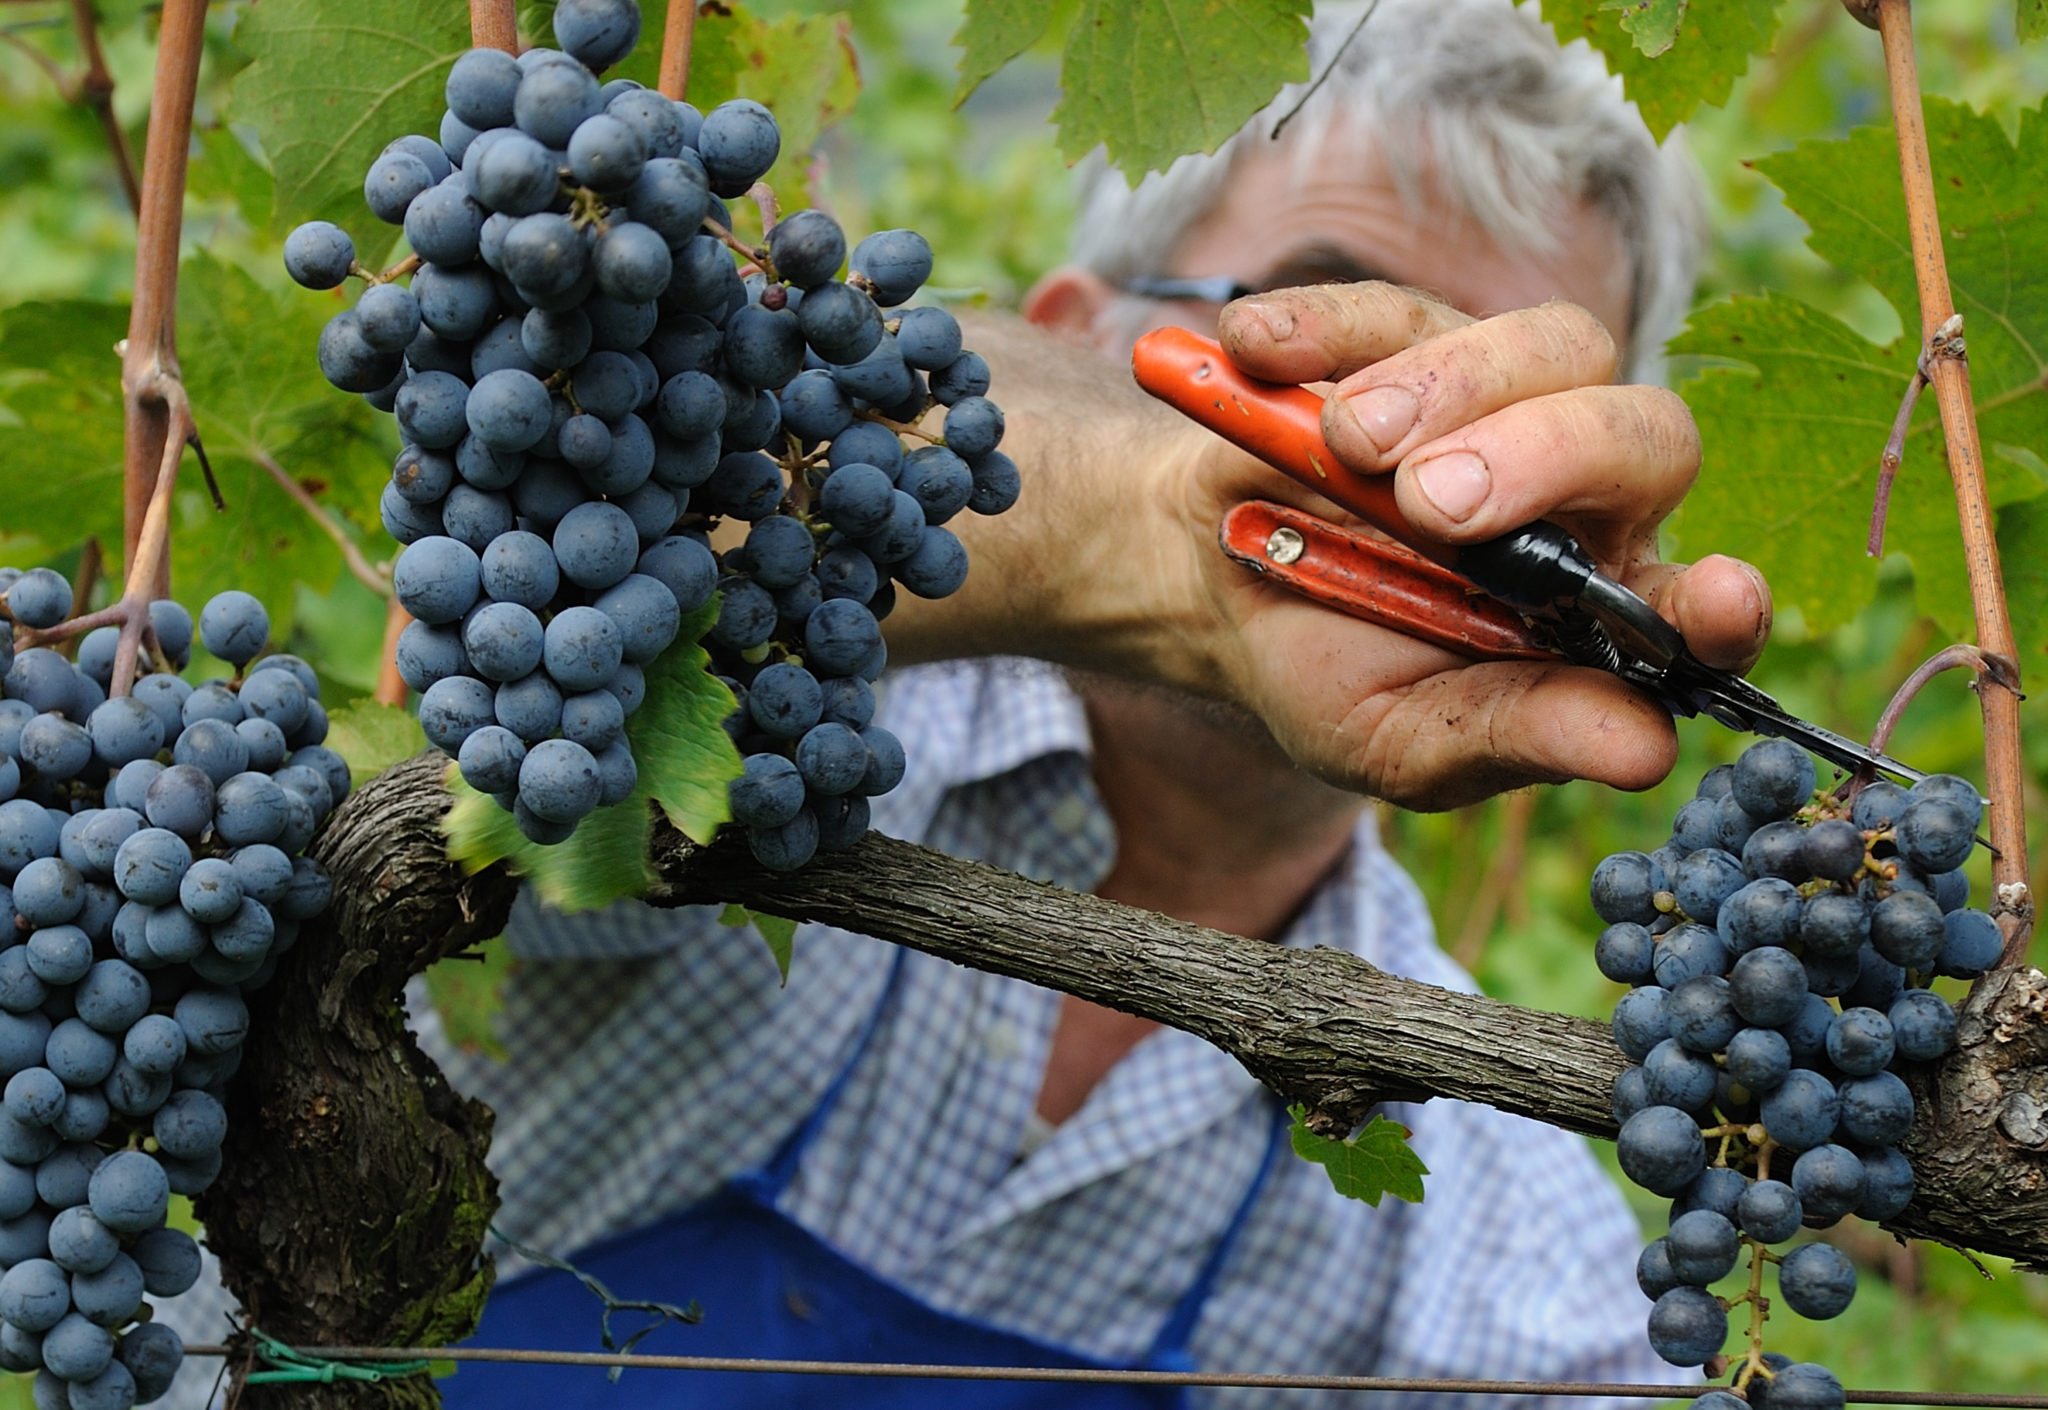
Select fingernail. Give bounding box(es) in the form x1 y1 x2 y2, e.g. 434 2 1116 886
1412 451 1491 524
1342 385 1419 455
1233 299 1294 343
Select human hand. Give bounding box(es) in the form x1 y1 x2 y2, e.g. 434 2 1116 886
1156 282 1771 809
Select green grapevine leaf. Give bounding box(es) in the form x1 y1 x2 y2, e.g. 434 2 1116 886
231 0 471 255
1671 102 2048 653
953 0 1056 105
423 941 515 1061
719 904 798 982
634 600 742 843
0 300 128 564
1601 0 1686 57
2022 0 2048 42
1996 495 2048 667
726 13 861 209
441 603 739 910
1755 101 2048 487
1287 1105 1427 1206
324 701 428 788
443 767 656 913
1054 0 1312 180
1540 0 1783 141
1669 292 1998 643
174 254 393 636
0 257 384 631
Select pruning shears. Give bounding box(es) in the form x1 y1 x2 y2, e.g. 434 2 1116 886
1131 327 1927 785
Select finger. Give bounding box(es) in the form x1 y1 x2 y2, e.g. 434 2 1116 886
1635 554 1774 675
1338 662 1680 808
1318 302 1620 470
1391 384 1701 557
1217 283 1473 386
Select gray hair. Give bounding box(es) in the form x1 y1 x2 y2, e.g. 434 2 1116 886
1068 0 1705 384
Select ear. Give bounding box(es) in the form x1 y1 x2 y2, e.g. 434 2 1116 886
1022 266 1120 341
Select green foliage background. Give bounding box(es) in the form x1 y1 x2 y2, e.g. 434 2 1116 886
0 0 2045 1395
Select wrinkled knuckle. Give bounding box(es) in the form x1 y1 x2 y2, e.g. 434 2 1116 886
1539 299 1619 380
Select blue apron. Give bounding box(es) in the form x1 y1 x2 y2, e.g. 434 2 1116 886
452 954 1286 1409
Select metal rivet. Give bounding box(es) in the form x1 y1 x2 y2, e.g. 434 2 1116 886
1265 527 1305 565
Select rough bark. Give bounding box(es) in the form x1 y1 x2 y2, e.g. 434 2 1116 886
208 756 2048 1401
197 756 513 1408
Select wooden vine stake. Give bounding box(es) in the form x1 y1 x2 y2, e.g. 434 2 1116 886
1865 0 2035 969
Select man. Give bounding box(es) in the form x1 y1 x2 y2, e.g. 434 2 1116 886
166 2 1772 1404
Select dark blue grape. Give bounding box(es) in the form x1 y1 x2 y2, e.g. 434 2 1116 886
1939 907 2002 978
593 573 680 662
364 147 434 224
606 89 685 161
1725 1026 1790 1094
1889 988 1956 1061
554 0 641 70
1789 1143 1866 1225
1664 1208 1739 1286
593 220 673 303
479 529 561 611
395 620 470 692
1777 1241 1856 1320
1837 1070 1914 1147
559 691 624 752
418 675 496 755
895 305 962 370
967 450 1021 516
895 526 970 599
795 722 867 796
414 262 500 341
1737 1177 1802 1242
637 535 718 613
464 601 546 682
1854 1146 1914 1221
857 723 904 794
798 280 884 364
446 47 521 128
1651 922 1727 989
1824 1007 1894 1076
929 349 990 405
747 808 818 872
518 739 602 826
513 57 603 148
1644 1038 1716 1112
541 607 624 693
1594 922 1655 985
850 229 931 307
568 113 647 192
764 209 845 289
1666 975 1739 1054
697 98 780 196
393 536 483 625
1618 1105 1706 1196
1868 888 1943 970
1589 851 1663 926
318 311 403 392
284 221 356 290
1760 1069 1839 1151
1800 891 1869 960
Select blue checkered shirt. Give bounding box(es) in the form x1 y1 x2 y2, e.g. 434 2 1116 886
163 657 1682 1408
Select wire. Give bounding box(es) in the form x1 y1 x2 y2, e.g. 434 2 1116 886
172 1346 2048 1406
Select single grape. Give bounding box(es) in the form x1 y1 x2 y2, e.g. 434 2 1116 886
284 221 356 290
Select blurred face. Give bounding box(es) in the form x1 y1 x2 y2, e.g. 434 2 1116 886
1045 132 1634 811
1111 131 1634 360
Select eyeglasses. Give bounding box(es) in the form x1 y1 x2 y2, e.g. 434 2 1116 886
1117 275 1258 305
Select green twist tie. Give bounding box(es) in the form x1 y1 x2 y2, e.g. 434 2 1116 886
242 1328 434 1386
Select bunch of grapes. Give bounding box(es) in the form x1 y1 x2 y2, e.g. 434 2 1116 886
0 569 344 1408
285 0 1017 864
1591 738 1994 1409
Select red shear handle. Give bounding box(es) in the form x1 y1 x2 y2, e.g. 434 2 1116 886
1220 503 1553 662
1131 326 1418 552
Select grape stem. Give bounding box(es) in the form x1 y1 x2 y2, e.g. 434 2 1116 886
1868 0 2034 969
1732 1236 1773 1392
1866 316 1964 556
853 409 943 445
700 218 774 280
